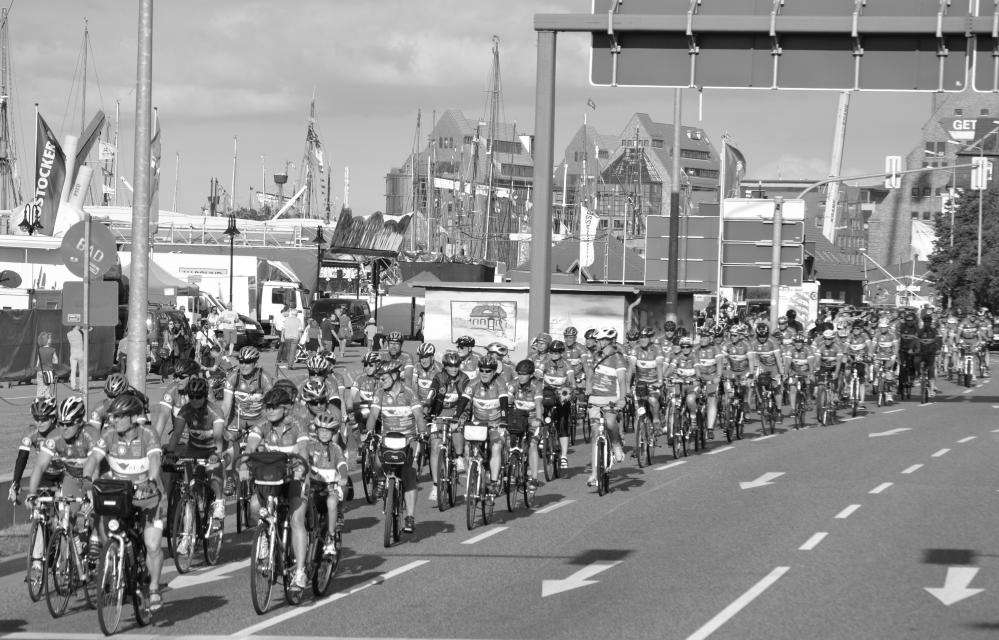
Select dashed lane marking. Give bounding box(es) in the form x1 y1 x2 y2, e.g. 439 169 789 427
957 436 978 444
534 499 575 514
902 464 923 474
753 434 777 442
685 566 790 640
883 408 906 414
835 504 861 519
798 532 828 551
461 526 508 545
841 416 862 421
656 460 687 471
931 448 950 458
962 389 974 395
706 446 734 455
869 482 893 494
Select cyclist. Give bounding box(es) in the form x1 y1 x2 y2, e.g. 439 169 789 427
585 328 628 485
426 350 470 497
454 336 481 379
486 342 515 384
529 333 553 364
977 308 993 376
508 359 544 490
245 387 310 590
628 328 664 430
563 326 588 371
306 411 348 557
784 334 816 416
584 329 600 360
747 322 786 422
302 354 345 409
871 318 900 402
660 320 679 355
364 360 427 533
916 314 942 395
694 330 724 439
89 373 131 430
541 340 577 471
413 342 442 411
82 391 166 611
720 324 753 437
382 331 416 387
9 397 59 504
297 378 334 425
815 329 844 401
154 358 201 441
23 397 95 582
221 346 273 494
842 320 873 406
455 355 509 498
663 336 700 443
165 378 226 549
347 351 382 418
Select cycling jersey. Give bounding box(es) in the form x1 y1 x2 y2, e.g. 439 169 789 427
457 351 482 378
844 336 872 361
90 426 162 484
89 398 114 430
957 321 981 346
19 424 50 454
539 357 576 390
371 385 422 434
349 371 380 406
428 371 469 417
563 342 588 369
630 345 663 385
588 351 629 398
723 340 753 375
786 347 814 376
670 354 699 383
250 418 309 453
508 379 543 412
39 427 99 479
158 380 187 419
917 327 941 355
873 331 899 359
695 345 723 378
225 367 272 420
462 378 509 424
383 350 416 378
414 361 442 404
816 344 843 372
750 337 783 370
773 328 798 354
306 437 347 484
175 403 225 451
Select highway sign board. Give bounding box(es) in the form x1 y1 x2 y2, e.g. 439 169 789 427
644 215 718 289
885 155 902 189
60 220 118 280
720 198 805 288
723 221 805 244
580 1 983 91
0 269 21 288
722 265 802 288
723 243 803 265
61 281 120 327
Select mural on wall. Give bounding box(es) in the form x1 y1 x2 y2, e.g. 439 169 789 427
450 301 517 344
548 294 624 338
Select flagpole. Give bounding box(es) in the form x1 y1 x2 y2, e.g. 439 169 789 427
716 136 727 324
113 99 119 206
230 135 237 214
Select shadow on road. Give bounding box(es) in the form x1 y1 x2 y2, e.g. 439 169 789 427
157 594 228 627
0 619 26 633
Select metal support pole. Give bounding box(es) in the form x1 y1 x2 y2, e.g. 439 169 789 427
769 198 783 329
665 88 682 323
126 0 153 394
82 212 91 414
228 233 235 303
715 137 727 323
978 146 985 265
528 30 557 339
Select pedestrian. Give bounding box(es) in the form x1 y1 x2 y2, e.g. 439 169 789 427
35 331 57 399
302 316 322 355
785 308 804 333
371 325 387 352
320 313 339 355
117 334 129 374
414 311 424 342
281 310 303 369
219 303 239 355
160 320 179 382
337 306 352 348
275 309 291 364
66 324 84 391
364 318 377 347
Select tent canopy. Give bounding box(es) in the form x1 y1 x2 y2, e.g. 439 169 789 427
120 255 199 301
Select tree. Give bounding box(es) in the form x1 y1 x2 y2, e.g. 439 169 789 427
929 184 999 311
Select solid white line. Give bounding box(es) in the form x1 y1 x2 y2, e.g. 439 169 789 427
944 395 959 400
461 526 508 545
841 416 862 421
656 460 687 471
957 436 978 444
901 464 923 474
992 405 999 409
869 482 893 495
883 408 905 414
232 560 429 637
753 434 776 442
992 428 999 433
798 532 828 551
835 504 861 519
706 445 734 455
931 448 950 458
685 566 790 640
962 388 974 394
920 402 936 407
534 499 576 514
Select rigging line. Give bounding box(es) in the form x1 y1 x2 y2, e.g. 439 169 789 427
59 31 87 133
86 33 106 109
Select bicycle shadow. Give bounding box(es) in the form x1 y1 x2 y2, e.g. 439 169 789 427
155 594 228 627
407 518 456 544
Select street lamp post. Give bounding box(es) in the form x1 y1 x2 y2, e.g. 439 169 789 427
313 225 326 300
223 214 240 304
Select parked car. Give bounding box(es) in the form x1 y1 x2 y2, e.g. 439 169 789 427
310 298 372 345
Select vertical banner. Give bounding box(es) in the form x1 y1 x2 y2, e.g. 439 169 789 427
722 143 747 199
75 111 107 174
32 113 66 236
149 111 161 231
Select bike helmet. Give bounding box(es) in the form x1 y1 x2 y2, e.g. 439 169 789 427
273 378 299 403
594 327 617 341
487 342 509 358
107 392 146 418
306 353 328 374
698 331 712 343
625 328 641 342
387 330 404 343
31 397 57 422
663 320 677 332
416 342 436 359
173 358 200 378
322 350 337 367
548 340 566 353
563 326 578 338
312 411 341 441
777 316 788 325
792 333 806 343
515 359 535 376
238 346 260 363
376 360 403 378
712 325 726 338
678 336 693 347
362 351 381 366
533 332 552 346
455 335 475 348
104 373 129 398
878 317 890 329
583 329 597 341
301 378 330 403
640 327 656 338
56 396 85 425
184 377 210 399
442 351 461 367
754 323 770 338
822 329 836 340
477 355 499 373
262 386 293 407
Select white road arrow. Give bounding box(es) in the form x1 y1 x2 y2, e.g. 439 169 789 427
167 558 249 590
542 561 621 597
739 472 785 490
868 428 912 438
925 567 984 606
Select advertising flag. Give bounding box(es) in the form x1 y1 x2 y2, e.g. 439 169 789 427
723 144 747 199
76 111 107 174
30 113 66 235
149 111 161 228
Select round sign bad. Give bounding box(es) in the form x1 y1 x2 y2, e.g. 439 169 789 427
60 219 118 280
0 269 21 288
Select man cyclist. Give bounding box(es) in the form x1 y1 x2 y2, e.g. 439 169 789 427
154 358 201 441
663 336 700 444
916 315 942 396
585 328 628 485
977 308 993 376
628 328 664 432
245 387 311 591
563 327 588 371
455 355 509 498
815 329 844 404
365 360 427 533
454 336 481 379
508 359 544 490
540 340 577 471
694 330 724 439
82 391 166 611
413 342 442 412
660 321 679 355
747 322 786 423
89 373 132 431
382 331 416 387
842 321 873 406
720 324 753 437
486 342 515 385
221 346 273 494
784 334 816 416
426 351 470 498
302 354 345 409
306 411 348 557
872 317 900 404
8 398 59 504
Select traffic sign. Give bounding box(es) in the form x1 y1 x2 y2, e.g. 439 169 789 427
971 157 993 191
0 269 21 288
719 198 804 288
723 243 803 265
60 220 118 280
723 221 804 244
578 1 984 91
722 265 802 288
885 155 902 189
644 214 718 288
61 281 120 327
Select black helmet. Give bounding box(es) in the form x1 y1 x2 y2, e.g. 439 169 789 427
663 321 677 332
107 392 146 418
262 387 293 407
625 328 640 342
387 331 404 343
273 378 299 402
104 373 129 398
442 351 461 368
238 346 260 363
477 355 499 373
712 325 726 338
173 358 200 378
640 327 655 338
515 359 535 375
416 342 436 359
301 378 330 403
755 323 770 338
583 329 597 340
455 335 475 348
563 326 578 337
362 351 381 366
376 360 403 377
184 377 209 398
31 397 57 422
548 340 566 353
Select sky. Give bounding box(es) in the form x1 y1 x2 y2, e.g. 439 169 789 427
10 0 941 217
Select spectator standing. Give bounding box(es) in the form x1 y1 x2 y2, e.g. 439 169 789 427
414 311 424 341
785 309 804 333
302 316 322 355
364 318 377 347
371 325 387 352
160 320 179 382
280 310 303 368
337 306 352 348
320 313 339 354
66 324 84 391
35 331 57 399
219 303 240 354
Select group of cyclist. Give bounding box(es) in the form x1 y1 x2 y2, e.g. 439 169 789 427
6 305 991 619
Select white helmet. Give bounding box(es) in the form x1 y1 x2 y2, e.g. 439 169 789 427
593 327 617 341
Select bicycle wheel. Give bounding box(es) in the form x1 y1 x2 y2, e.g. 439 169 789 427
236 478 252 534
312 530 338 598
362 452 378 505
569 403 578 446
170 496 196 574
282 530 305 606
204 495 224 566
482 469 495 524
130 549 152 627
634 416 647 469
506 453 523 512
26 519 45 602
465 462 479 531
722 406 733 443
382 477 398 548
541 434 555 481
249 526 274 615
680 413 690 457
582 415 592 444
446 451 457 508
921 377 929 404
436 450 451 513
96 538 124 635
596 439 607 496
44 530 72 618
523 457 536 509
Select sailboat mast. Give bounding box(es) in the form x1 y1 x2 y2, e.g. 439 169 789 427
112 99 120 206
0 7 15 210
172 152 180 212
81 19 88 134
409 109 421 251
482 36 500 262
230 135 237 213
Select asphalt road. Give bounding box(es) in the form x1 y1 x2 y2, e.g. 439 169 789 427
0 370 997 640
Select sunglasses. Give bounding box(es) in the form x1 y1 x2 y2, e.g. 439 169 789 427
307 399 327 407
264 403 285 410
187 393 207 401
238 359 258 365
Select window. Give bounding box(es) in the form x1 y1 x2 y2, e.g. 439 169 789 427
954 108 964 115
501 163 533 178
684 167 719 179
621 139 632 148
651 138 664 148
911 187 920 198
923 187 932 197
911 211 919 219
463 135 473 145
815 216 824 228
982 108 991 115
921 161 929 168
687 130 703 141
922 211 932 220
271 289 285 305
598 149 609 159
680 148 712 160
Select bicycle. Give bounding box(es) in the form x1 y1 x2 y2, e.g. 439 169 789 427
814 371 838 426
917 359 930 404
24 486 56 603
463 421 494 530
165 455 224 574
633 384 657 468
378 431 417 548
978 344 990 378
504 429 536 511
539 414 560 481
724 379 748 442
242 451 314 613
872 360 894 407
790 375 809 430
960 346 974 388
307 467 343 597
662 382 682 459
692 385 708 452
40 492 95 618
431 416 460 511
579 393 592 444
754 371 779 436
224 421 253 534
846 361 863 417
92 479 153 635
358 430 381 505
590 403 616 496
